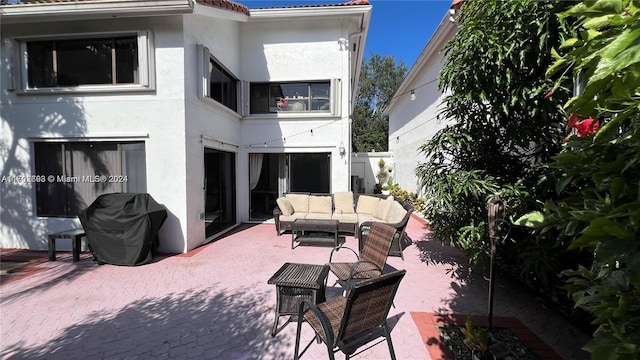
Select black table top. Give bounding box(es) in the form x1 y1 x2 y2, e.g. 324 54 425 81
267 262 329 289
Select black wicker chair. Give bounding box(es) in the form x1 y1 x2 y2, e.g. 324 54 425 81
293 270 406 360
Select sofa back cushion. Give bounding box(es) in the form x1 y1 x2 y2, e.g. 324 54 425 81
276 197 295 216
373 195 395 220
356 195 381 215
286 194 309 213
386 200 408 223
309 195 333 214
334 191 355 214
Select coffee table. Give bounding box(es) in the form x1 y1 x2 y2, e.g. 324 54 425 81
291 218 339 249
267 262 329 336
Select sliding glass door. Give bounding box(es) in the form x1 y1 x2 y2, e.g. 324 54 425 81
249 152 330 221
204 148 236 237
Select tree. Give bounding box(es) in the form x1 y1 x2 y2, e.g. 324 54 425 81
415 0 572 267
519 0 640 356
352 53 407 152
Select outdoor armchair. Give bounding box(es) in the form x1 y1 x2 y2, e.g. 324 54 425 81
293 269 406 360
328 222 396 289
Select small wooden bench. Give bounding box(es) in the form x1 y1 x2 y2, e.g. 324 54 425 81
48 228 86 262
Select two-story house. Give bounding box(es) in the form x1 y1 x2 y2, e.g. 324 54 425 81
0 0 371 253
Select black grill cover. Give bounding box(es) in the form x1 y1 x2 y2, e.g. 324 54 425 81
79 193 167 266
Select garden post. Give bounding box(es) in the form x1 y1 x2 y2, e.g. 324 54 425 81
487 194 506 332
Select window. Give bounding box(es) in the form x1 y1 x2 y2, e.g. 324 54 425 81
34 142 146 217
197 45 239 113
17 31 153 92
209 58 238 111
250 82 331 114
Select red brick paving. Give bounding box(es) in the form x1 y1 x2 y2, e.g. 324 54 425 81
0 215 590 359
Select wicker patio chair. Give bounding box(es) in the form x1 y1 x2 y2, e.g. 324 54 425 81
293 270 406 360
328 222 395 289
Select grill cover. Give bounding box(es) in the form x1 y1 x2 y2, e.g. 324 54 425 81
79 193 167 266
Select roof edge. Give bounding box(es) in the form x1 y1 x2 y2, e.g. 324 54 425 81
0 0 194 23
384 13 456 114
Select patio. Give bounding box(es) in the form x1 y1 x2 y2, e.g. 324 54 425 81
0 216 590 359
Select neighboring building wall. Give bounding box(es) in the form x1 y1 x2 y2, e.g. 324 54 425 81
386 15 456 197
0 16 190 253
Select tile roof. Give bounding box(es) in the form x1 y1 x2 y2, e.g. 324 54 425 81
451 0 464 10
197 0 249 15
248 0 369 10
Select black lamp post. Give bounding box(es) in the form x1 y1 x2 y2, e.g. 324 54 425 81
487 194 507 332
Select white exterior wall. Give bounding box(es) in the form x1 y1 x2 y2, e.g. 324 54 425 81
183 14 242 252
0 16 189 253
0 5 369 253
387 17 456 197
238 17 355 194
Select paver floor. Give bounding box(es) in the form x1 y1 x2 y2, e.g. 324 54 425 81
0 216 590 359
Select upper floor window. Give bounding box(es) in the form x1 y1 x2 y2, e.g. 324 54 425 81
27 36 138 87
250 82 331 114
197 45 239 113
209 58 238 112
14 31 154 93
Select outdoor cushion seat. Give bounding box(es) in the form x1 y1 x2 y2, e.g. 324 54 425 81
274 192 414 259
305 212 333 220
331 213 358 224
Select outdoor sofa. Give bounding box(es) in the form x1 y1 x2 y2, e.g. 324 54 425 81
273 192 414 258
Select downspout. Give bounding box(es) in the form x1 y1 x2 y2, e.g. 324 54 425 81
347 19 365 192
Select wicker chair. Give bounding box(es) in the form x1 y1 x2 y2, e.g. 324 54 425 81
328 222 395 289
293 270 406 360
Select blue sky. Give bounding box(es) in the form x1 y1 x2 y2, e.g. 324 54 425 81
240 0 453 67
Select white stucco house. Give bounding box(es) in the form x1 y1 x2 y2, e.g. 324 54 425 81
383 2 458 197
0 0 371 253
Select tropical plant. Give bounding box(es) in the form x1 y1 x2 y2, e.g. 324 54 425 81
517 0 640 357
461 315 490 357
390 187 426 213
416 0 572 265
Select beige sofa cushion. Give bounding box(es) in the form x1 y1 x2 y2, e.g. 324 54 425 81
334 191 355 214
373 196 394 220
357 214 377 224
276 197 295 216
356 195 381 215
386 201 408 223
309 195 333 214
305 212 333 220
332 213 358 224
286 194 309 213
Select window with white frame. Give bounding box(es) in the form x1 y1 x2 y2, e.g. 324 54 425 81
16 31 153 92
250 82 332 114
33 141 146 217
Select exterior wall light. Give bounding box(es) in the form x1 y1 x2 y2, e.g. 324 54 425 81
410 90 416 101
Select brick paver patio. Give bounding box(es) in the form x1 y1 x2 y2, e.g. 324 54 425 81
1 216 590 359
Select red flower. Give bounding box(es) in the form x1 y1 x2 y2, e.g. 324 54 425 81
568 113 579 128
567 114 599 137
544 90 554 99
574 117 599 137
